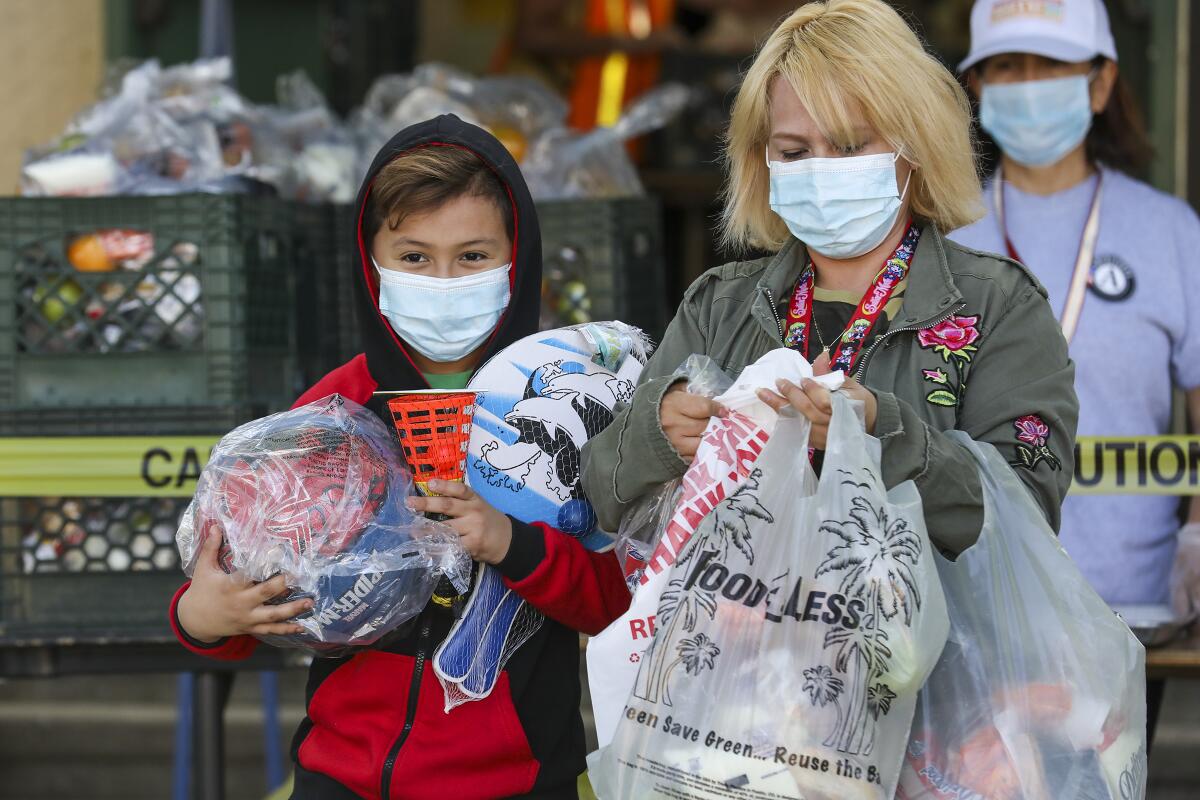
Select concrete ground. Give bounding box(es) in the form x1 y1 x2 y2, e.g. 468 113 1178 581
0 666 1196 799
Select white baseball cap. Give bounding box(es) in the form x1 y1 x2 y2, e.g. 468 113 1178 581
959 0 1118 73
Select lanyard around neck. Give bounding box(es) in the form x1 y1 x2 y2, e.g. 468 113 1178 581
993 166 1104 345
783 222 920 373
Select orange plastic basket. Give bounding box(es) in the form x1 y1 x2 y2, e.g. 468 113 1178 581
386 391 477 495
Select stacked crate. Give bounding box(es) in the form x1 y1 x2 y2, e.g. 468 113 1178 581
0 194 301 643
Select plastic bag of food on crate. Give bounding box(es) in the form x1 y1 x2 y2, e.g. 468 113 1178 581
355 63 566 169
22 58 242 196
175 394 472 655
589 389 949 800
896 433 1147 800
522 84 691 200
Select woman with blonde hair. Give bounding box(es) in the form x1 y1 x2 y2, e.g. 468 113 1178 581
583 0 1078 552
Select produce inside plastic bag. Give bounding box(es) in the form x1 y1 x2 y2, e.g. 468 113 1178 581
897 433 1147 800
175 394 471 656
589 393 948 799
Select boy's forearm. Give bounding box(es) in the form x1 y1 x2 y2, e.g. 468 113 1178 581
498 522 631 636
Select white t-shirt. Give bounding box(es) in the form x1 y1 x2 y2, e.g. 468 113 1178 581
951 166 1200 605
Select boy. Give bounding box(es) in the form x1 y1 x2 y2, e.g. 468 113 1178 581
170 115 632 799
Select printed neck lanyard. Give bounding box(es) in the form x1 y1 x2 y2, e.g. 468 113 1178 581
783 222 920 373
993 166 1104 345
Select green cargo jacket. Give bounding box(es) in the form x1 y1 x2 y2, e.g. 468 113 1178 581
582 224 1079 554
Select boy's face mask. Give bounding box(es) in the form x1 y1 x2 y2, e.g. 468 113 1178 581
372 256 512 363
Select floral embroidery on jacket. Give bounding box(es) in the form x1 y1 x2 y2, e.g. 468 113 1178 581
917 315 981 409
1011 414 1061 471
917 315 980 362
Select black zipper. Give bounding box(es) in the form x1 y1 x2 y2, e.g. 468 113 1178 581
852 303 966 381
380 616 433 800
763 287 785 340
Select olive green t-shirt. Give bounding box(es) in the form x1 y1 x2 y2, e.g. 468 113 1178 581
808 281 907 361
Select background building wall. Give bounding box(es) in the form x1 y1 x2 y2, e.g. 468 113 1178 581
0 0 106 194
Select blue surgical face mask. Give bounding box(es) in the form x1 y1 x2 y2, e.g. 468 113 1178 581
979 75 1094 168
373 257 512 362
768 150 911 260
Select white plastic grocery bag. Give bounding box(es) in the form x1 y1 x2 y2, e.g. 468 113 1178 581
590 393 949 800
587 351 841 747
897 433 1147 800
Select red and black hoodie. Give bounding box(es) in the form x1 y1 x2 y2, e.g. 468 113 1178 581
168 115 632 799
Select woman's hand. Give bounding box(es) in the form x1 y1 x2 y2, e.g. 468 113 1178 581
176 527 313 643
660 381 723 461
408 480 513 565
756 375 877 450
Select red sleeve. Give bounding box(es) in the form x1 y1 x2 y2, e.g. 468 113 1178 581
293 353 378 409
168 582 259 661
496 521 632 636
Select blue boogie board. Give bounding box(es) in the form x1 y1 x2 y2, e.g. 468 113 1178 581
433 324 648 709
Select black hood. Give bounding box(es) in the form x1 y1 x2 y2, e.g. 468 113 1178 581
352 114 542 413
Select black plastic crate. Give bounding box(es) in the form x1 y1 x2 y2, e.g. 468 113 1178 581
0 495 188 643
537 197 669 341
0 194 301 413
294 202 360 385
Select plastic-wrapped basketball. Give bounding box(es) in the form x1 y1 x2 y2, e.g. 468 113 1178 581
176 394 470 655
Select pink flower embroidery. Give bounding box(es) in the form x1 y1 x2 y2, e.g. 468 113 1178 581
1014 415 1049 448
917 315 981 353
922 368 948 384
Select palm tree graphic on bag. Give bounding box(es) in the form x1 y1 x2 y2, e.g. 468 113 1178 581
808 469 923 756
634 470 772 705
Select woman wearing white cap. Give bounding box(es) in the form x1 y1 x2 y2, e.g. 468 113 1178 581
952 0 1200 743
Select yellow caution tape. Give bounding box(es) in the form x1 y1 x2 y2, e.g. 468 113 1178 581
0 437 218 498
1071 436 1200 496
1 435 1198 498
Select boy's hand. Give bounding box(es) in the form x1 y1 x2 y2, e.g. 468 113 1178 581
407 480 513 565
176 525 314 644
660 381 722 461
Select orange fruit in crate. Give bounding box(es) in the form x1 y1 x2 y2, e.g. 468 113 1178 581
67 234 115 272
490 125 528 164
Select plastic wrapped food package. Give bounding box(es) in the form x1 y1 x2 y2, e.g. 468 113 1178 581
22 56 688 201
21 58 248 197
175 394 472 655
521 84 692 200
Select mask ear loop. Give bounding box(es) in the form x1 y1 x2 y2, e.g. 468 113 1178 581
894 149 914 201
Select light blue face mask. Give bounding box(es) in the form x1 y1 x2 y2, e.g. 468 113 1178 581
373 257 512 362
768 150 911 260
979 75 1094 168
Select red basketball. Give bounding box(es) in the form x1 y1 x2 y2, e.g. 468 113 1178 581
201 425 390 575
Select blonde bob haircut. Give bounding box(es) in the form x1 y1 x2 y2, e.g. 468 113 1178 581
721 0 983 254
